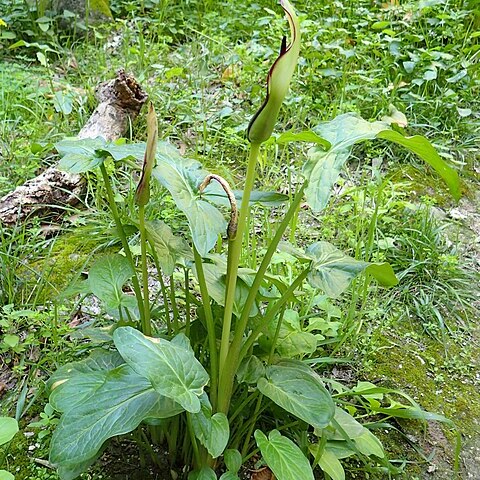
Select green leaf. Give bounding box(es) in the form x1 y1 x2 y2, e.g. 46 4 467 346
145 220 191 276
219 473 239 480
56 455 101 480
188 467 217 480
276 130 331 150
191 396 229 458
254 430 314 480
113 327 209 413
205 189 289 207
0 471 14 480
377 130 460 200
193 261 258 317
56 137 107 156
100 141 147 162
49 365 183 468
353 430 385 458
224 449 242 473
236 355 265 384
304 113 460 212
327 408 365 440
88 254 135 310
153 155 227 256
3 334 19 348
257 364 335 429
50 372 109 413
305 241 398 298
0 417 18 445
304 113 385 211
318 449 345 480
261 309 318 357
58 153 103 174
309 441 355 460
47 349 123 392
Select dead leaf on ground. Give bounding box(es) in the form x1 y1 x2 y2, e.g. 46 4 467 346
251 467 275 480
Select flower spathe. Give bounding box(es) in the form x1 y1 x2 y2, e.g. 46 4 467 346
247 0 300 145
135 102 158 206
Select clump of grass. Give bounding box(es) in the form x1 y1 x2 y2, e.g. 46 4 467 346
381 203 477 341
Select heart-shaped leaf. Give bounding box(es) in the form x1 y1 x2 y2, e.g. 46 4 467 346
113 328 209 413
50 365 183 468
191 395 229 458
254 430 314 480
257 364 334 429
224 449 242 473
303 113 460 212
305 241 398 297
87 254 135 310
188 467 217 480
0 470 14 480
260 309 317 357
317 449 345 480
153 156 227 256
0 417 18 445
47 349 123 392
56 137 107 174
58 152 103 174
193 261 258 317
276 130 331 149
205 189 289 208
145 220 191 275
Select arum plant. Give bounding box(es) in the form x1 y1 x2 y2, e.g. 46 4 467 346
46 1 461 479
217 0 300 414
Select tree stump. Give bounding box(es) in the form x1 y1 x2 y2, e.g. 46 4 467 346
0 69 147 225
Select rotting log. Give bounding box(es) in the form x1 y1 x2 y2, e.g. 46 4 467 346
0 69 147 225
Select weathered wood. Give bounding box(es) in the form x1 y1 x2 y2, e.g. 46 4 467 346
0 69 147 225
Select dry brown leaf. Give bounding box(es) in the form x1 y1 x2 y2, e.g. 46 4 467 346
251 467 275 480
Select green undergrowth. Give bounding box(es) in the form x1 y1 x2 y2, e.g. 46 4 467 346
0 1 478 479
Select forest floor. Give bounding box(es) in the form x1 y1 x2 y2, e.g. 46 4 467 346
0 0 479 479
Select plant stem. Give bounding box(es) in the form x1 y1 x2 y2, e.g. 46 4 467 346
240 306 286 458
138 204 152 336
233 182 306 348
217 183 306 414
147 243 171 334
239 267 310 364
193 247 218 409
241 393 264 458
100 164 146 329
170 274 180 333
184 268 191 336
218 142 260 408
187 412 201 469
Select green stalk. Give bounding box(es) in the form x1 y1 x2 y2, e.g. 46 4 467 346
239 267 310 363
147 243 172 334
138 204 151 336
193 247 218 409
187 412 201 468
218 143 260 399
217 184 306 414
241 393 264 458
184 268 191 336
233 182 306 347
100 164 146 329
170 274 180 333
240 306 286 457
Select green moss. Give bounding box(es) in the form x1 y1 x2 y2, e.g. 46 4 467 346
19 229 103 304
360 319 480 478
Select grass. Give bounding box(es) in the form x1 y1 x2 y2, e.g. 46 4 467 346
0 0 479 478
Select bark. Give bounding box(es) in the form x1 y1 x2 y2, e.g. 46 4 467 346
0 69 147 225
